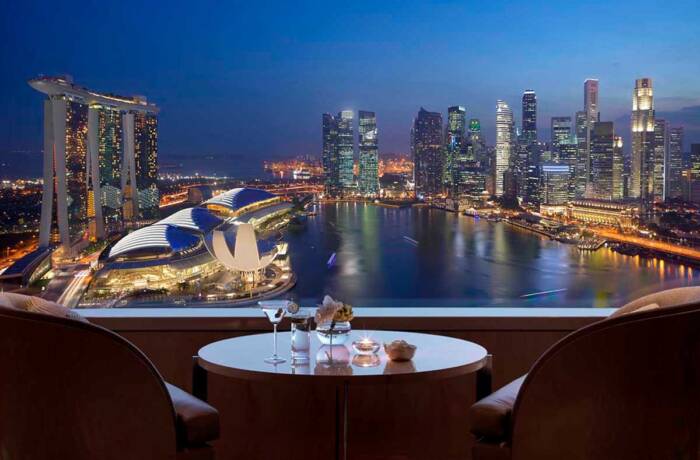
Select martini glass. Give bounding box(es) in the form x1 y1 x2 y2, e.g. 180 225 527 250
258 300 288 364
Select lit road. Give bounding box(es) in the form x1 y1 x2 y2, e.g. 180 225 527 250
57 269 91 308
594 228 700 261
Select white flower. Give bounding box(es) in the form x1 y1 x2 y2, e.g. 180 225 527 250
315 295 342 324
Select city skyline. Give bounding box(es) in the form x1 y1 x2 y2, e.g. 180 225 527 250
1 1 699 163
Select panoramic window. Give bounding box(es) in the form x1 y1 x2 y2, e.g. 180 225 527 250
1 3 698 312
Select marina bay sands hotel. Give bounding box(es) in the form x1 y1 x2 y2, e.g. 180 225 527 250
29 76 159 257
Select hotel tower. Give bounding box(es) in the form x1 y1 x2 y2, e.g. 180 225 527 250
29 76 159 256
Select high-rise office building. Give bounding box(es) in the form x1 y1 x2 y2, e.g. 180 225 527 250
667 127 684 199
583 79 600 195
653 119 668 201
612 136 624 201
454 160 485 198
558 139 579 201
358 110 379 197
445 106 466 195
541 164 571 205
337 110 354 192
323 110 355 197
630 78 655 202
551 116 572 151
521 90 537 145
574 110 588 198
495 100 514 196
503 168 519 200
412 108 444 197
685 144 700 203
589 121 615 200
29 76 159 255
322 113 337 193
523 142 542 207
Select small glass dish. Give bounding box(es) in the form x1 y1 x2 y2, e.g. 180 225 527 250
352 338 381 355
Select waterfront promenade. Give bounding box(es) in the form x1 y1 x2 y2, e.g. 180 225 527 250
594 228 700 262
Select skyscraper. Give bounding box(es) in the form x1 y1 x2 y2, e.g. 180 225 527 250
132 112 159 221
521 90 537 145
558 139 579 201
612 136 624 201
468 118 485 165
337 110 354 192
550 116 572 151
574 110 588 198
322 113 337 193
630 78 655 203
653 119 668 201
323 110 355 197
523 142 542 207
541 164 571 205
96 106 123 223
29 76 159 255
686 144 700 203
445 106 466 195
583 79 599 196
667 127 684 200
495 100 514 196
589 121 615 200
358 110 379 197
412 108 443 197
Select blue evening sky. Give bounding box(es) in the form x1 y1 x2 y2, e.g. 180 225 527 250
1 0 699 165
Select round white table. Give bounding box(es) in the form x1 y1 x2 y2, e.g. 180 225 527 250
195 330 490 460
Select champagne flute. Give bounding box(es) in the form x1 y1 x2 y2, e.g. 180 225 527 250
258 300 288 364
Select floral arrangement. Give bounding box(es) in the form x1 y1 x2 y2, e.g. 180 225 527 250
315 295 354 325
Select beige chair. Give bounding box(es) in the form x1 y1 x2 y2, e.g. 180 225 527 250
468 287 700 460
0 293 220 460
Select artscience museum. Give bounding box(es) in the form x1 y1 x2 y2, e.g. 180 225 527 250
82 188 294 306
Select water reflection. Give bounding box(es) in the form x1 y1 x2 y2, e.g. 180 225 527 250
286 204 699 308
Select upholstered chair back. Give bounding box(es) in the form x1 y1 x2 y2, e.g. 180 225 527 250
0 306 179 460
510 302 700 460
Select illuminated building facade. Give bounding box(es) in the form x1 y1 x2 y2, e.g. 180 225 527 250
495 100 514 196
468 118 485 165
558 139 579 201
575 110 588 197
358 110 379 197
322 113 337 194
445 106 466 195
133 112 159 220
523 142 542 206
521 90 537 145
667 127 684 199
612 136 624 201
85 188 293 305
412 107 444 197
686 144 700 204
96 106 123 227
337 110 354 192
541 164 570 206
583 79 599 196
29 76 159 255
323 110 354 197
630 78 655 202
454 161 485 198
570 200 638 229
589 121 614 200
551 116 572 153
653 119 668 201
